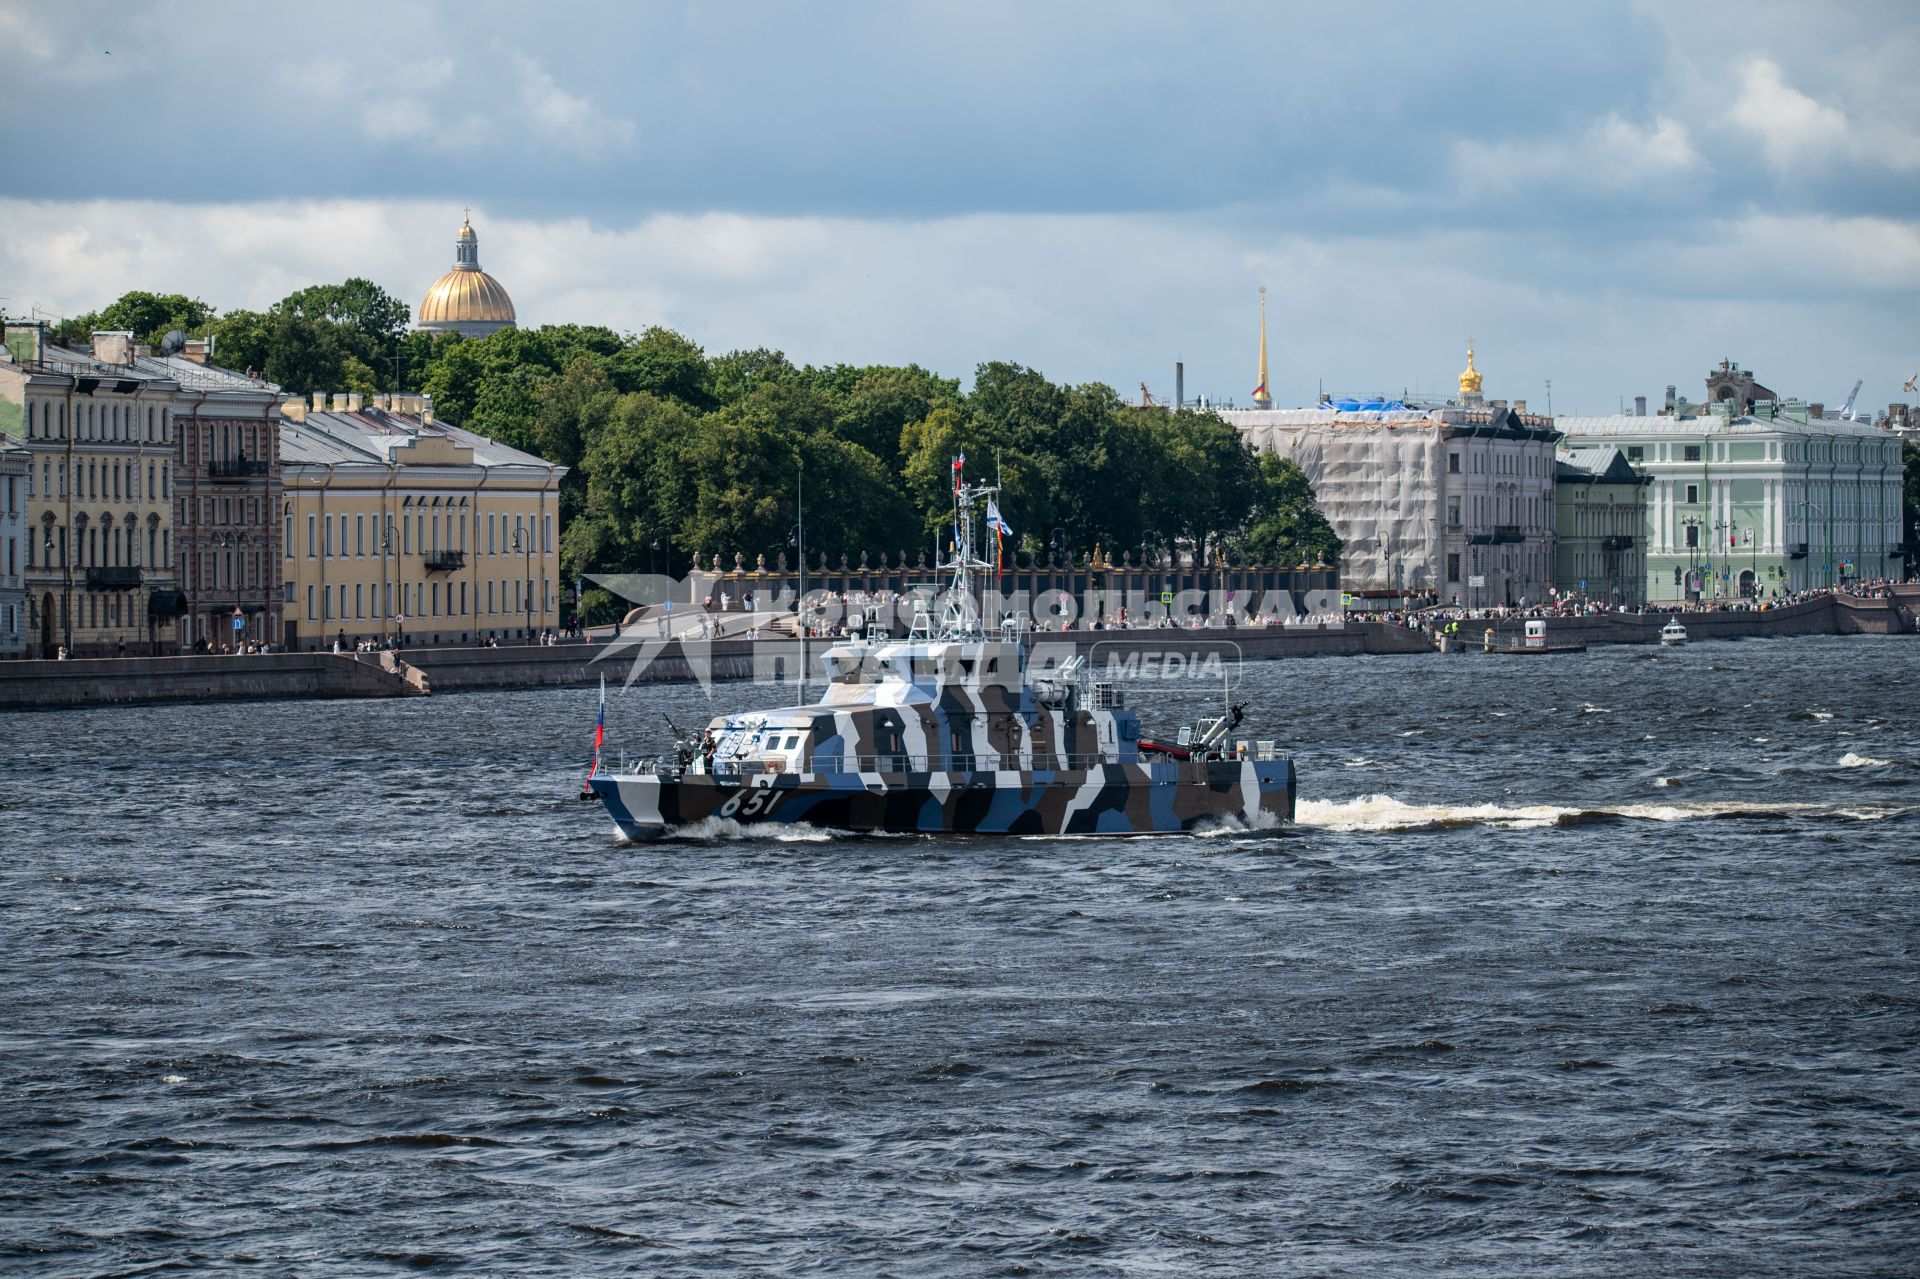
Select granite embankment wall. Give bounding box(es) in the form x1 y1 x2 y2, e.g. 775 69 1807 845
401 622 1433 691
0 652 422 710
0 602 1906 709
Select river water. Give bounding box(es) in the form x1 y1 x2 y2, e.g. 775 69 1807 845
4 635 1917 1276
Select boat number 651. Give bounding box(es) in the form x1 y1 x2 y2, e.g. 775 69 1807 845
720 788 781 820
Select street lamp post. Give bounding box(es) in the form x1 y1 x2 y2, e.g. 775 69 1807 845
1681 515 1705 601
380 531 396 649
511 526 533 642
43 530 64 657
212 531 250 648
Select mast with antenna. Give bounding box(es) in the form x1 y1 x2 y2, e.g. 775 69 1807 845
938 457 997 639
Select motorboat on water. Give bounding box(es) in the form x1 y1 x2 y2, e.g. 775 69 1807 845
1483 618 1588 655
1659 617 1688 647
581 471 1296 839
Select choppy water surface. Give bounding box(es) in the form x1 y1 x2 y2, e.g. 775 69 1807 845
4 635 1918 1276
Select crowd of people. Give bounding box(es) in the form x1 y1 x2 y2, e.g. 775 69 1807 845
1386 576 1917 631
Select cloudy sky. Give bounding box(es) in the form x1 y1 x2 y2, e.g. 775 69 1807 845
1 0 1916 414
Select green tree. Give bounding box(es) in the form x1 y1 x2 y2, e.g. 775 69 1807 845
708 347 799 405
564 391 702 583
275 278 410 347
53 291 217 346
832 365 959 470
1238 452 1342 565
607 326 713 408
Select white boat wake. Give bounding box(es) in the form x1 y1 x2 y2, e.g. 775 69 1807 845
1294 792 1912 833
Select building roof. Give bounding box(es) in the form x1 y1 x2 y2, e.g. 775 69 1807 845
1222 402 1559 443
1555 446 1643 484
1556 412 1897 441
129 352 277 394
281 407 561 474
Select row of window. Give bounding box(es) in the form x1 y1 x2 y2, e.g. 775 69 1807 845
26 523 168 570
1445 495 1550 528
27 591 140 634
294 510 554 559
1447 450 1552 476
24 398 170 445
305 577 552 622
27 458 170 504
1444 549 1548 584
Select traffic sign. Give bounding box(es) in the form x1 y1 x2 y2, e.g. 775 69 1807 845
1468 574 1486 587
1159 591 1173 605
1578 579 1587 590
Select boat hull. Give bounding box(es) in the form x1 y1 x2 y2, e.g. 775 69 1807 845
588 759 1295 840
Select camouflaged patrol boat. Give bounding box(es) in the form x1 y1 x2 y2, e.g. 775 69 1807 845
584 472 1296 839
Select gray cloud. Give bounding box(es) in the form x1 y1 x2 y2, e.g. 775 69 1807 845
0 0 1913 416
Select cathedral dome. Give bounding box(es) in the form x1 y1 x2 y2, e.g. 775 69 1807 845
418 214 516 338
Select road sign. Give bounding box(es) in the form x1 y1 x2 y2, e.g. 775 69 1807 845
1578 579 1587 590
1468 574 1486 587
232 613 245 631
1159 591 1173 605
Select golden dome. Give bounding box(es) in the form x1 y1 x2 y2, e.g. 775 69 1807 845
1458 343 1483 396
418 214 516 337
419 269 516 326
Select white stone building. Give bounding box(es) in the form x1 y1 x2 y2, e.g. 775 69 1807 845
1222 402 1560 606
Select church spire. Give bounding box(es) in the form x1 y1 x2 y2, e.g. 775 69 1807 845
1252 286 1273 409
1458 338 1484 406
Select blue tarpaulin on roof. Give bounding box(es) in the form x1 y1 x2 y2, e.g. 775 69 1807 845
1325 397 1409 412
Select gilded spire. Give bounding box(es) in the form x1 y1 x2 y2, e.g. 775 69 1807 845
1458 339 1483 400
1252 286 1273 408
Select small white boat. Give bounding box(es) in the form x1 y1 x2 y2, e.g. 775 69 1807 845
1659 618 1688 647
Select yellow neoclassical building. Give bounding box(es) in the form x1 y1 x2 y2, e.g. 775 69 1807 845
279 393 564 649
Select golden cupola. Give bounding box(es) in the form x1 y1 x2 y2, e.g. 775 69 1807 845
418 213 516 339
1458 342 1484 404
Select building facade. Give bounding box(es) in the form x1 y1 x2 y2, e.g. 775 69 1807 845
0 441 26 655
280 394 564 649
1559 377 1905 601
1223 349 1559 605
0 324 182 656
153 344 287 650
1554 447 1649 606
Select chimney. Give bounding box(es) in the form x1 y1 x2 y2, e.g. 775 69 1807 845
1809 402 1824 420
132 343 152 359
330 393 349 412
1513 399 1527 415
345 392 364 412
1175 361 1184 410
311 392 326 413
280 397 308 423
1665 384 1677 412
1635 395 1647 417
182 339 209 365
91 331 134 365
